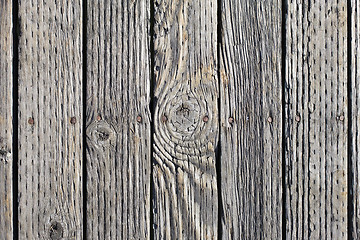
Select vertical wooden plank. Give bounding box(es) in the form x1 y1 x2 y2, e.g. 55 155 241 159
153 0 218 239
220 1 283 239
0 0 13 238
285 1 348 239
18 0 83 239
86 0 151 239
351 0 360 238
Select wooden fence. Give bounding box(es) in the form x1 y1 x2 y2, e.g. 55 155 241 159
0 0 359 239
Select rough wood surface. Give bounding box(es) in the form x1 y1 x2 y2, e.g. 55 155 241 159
152 0 219 239
285 1 348 239
219 1 283 239
0 0 13 239
86 0 151 239
351 0 360 238
17 0 83 238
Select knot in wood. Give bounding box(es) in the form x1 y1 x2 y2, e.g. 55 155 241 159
48 221 63 240
86 120 116 146
167 95 201 136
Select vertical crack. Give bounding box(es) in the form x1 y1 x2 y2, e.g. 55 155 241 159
281 0 287 239
347 0 353 239
149 0 155 239
82 0 88 238
217 0 223 239
12 0 19 239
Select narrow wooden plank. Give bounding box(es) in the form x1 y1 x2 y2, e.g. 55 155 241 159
351 0 360 238
153 0 219 238
0 0 13 238
220 1 283 239
285 1 348 239
18 1 83 239
86 0 151 239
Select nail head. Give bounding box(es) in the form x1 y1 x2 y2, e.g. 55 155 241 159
137 115 142 123
228 117 234 124
203 115 209 123
295 115 301 122
267 116 273 123
339 115 345 121
161 115 167 122
96 115 102 121
28 117 34 125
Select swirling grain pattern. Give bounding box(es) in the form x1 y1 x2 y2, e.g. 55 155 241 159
86 0 151 239
153 0 219 239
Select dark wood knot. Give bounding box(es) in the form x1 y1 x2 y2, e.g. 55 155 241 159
49 221 63 240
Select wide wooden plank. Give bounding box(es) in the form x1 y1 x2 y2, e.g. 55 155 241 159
220 1 283 239
18 1 83 238
351 0 360 238
285 1 348 239
152 0 219 239
0 0 13 239
86 0 151 239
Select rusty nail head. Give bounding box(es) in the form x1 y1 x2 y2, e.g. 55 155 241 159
228 117 234 123
96 115 102 121
28 117 34 125
203 116 209 123
339 115 345 121
161 115 167 122
70 117 76 124
137 115 142 123
295 115 301 122
267 116 273 123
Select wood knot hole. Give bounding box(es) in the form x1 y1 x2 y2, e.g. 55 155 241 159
95 128 111 141
48 221 63 240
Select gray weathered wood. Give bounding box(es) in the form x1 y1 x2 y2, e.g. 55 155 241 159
86 0 151 238
153 0 219 238
220 1 283 239
0 0 13 239
351 0 360 238
18 0 83 238
285 1 348 239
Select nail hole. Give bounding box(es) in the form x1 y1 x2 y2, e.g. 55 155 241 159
70 117 76 124
49 221 63 240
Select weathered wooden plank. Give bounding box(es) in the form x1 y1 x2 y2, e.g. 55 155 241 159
220 1 283 239
351 0 360 238
152 0 219 239
86 0 151 238
18 1 83 238
0 0 13 239
285 1 348 239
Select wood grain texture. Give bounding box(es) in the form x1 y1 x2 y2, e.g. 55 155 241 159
152 0 219 239
0 0 13 238
86 0 151 239
220 1 283 239
17 0 83 238
285 1 348 239
351 0 360 238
